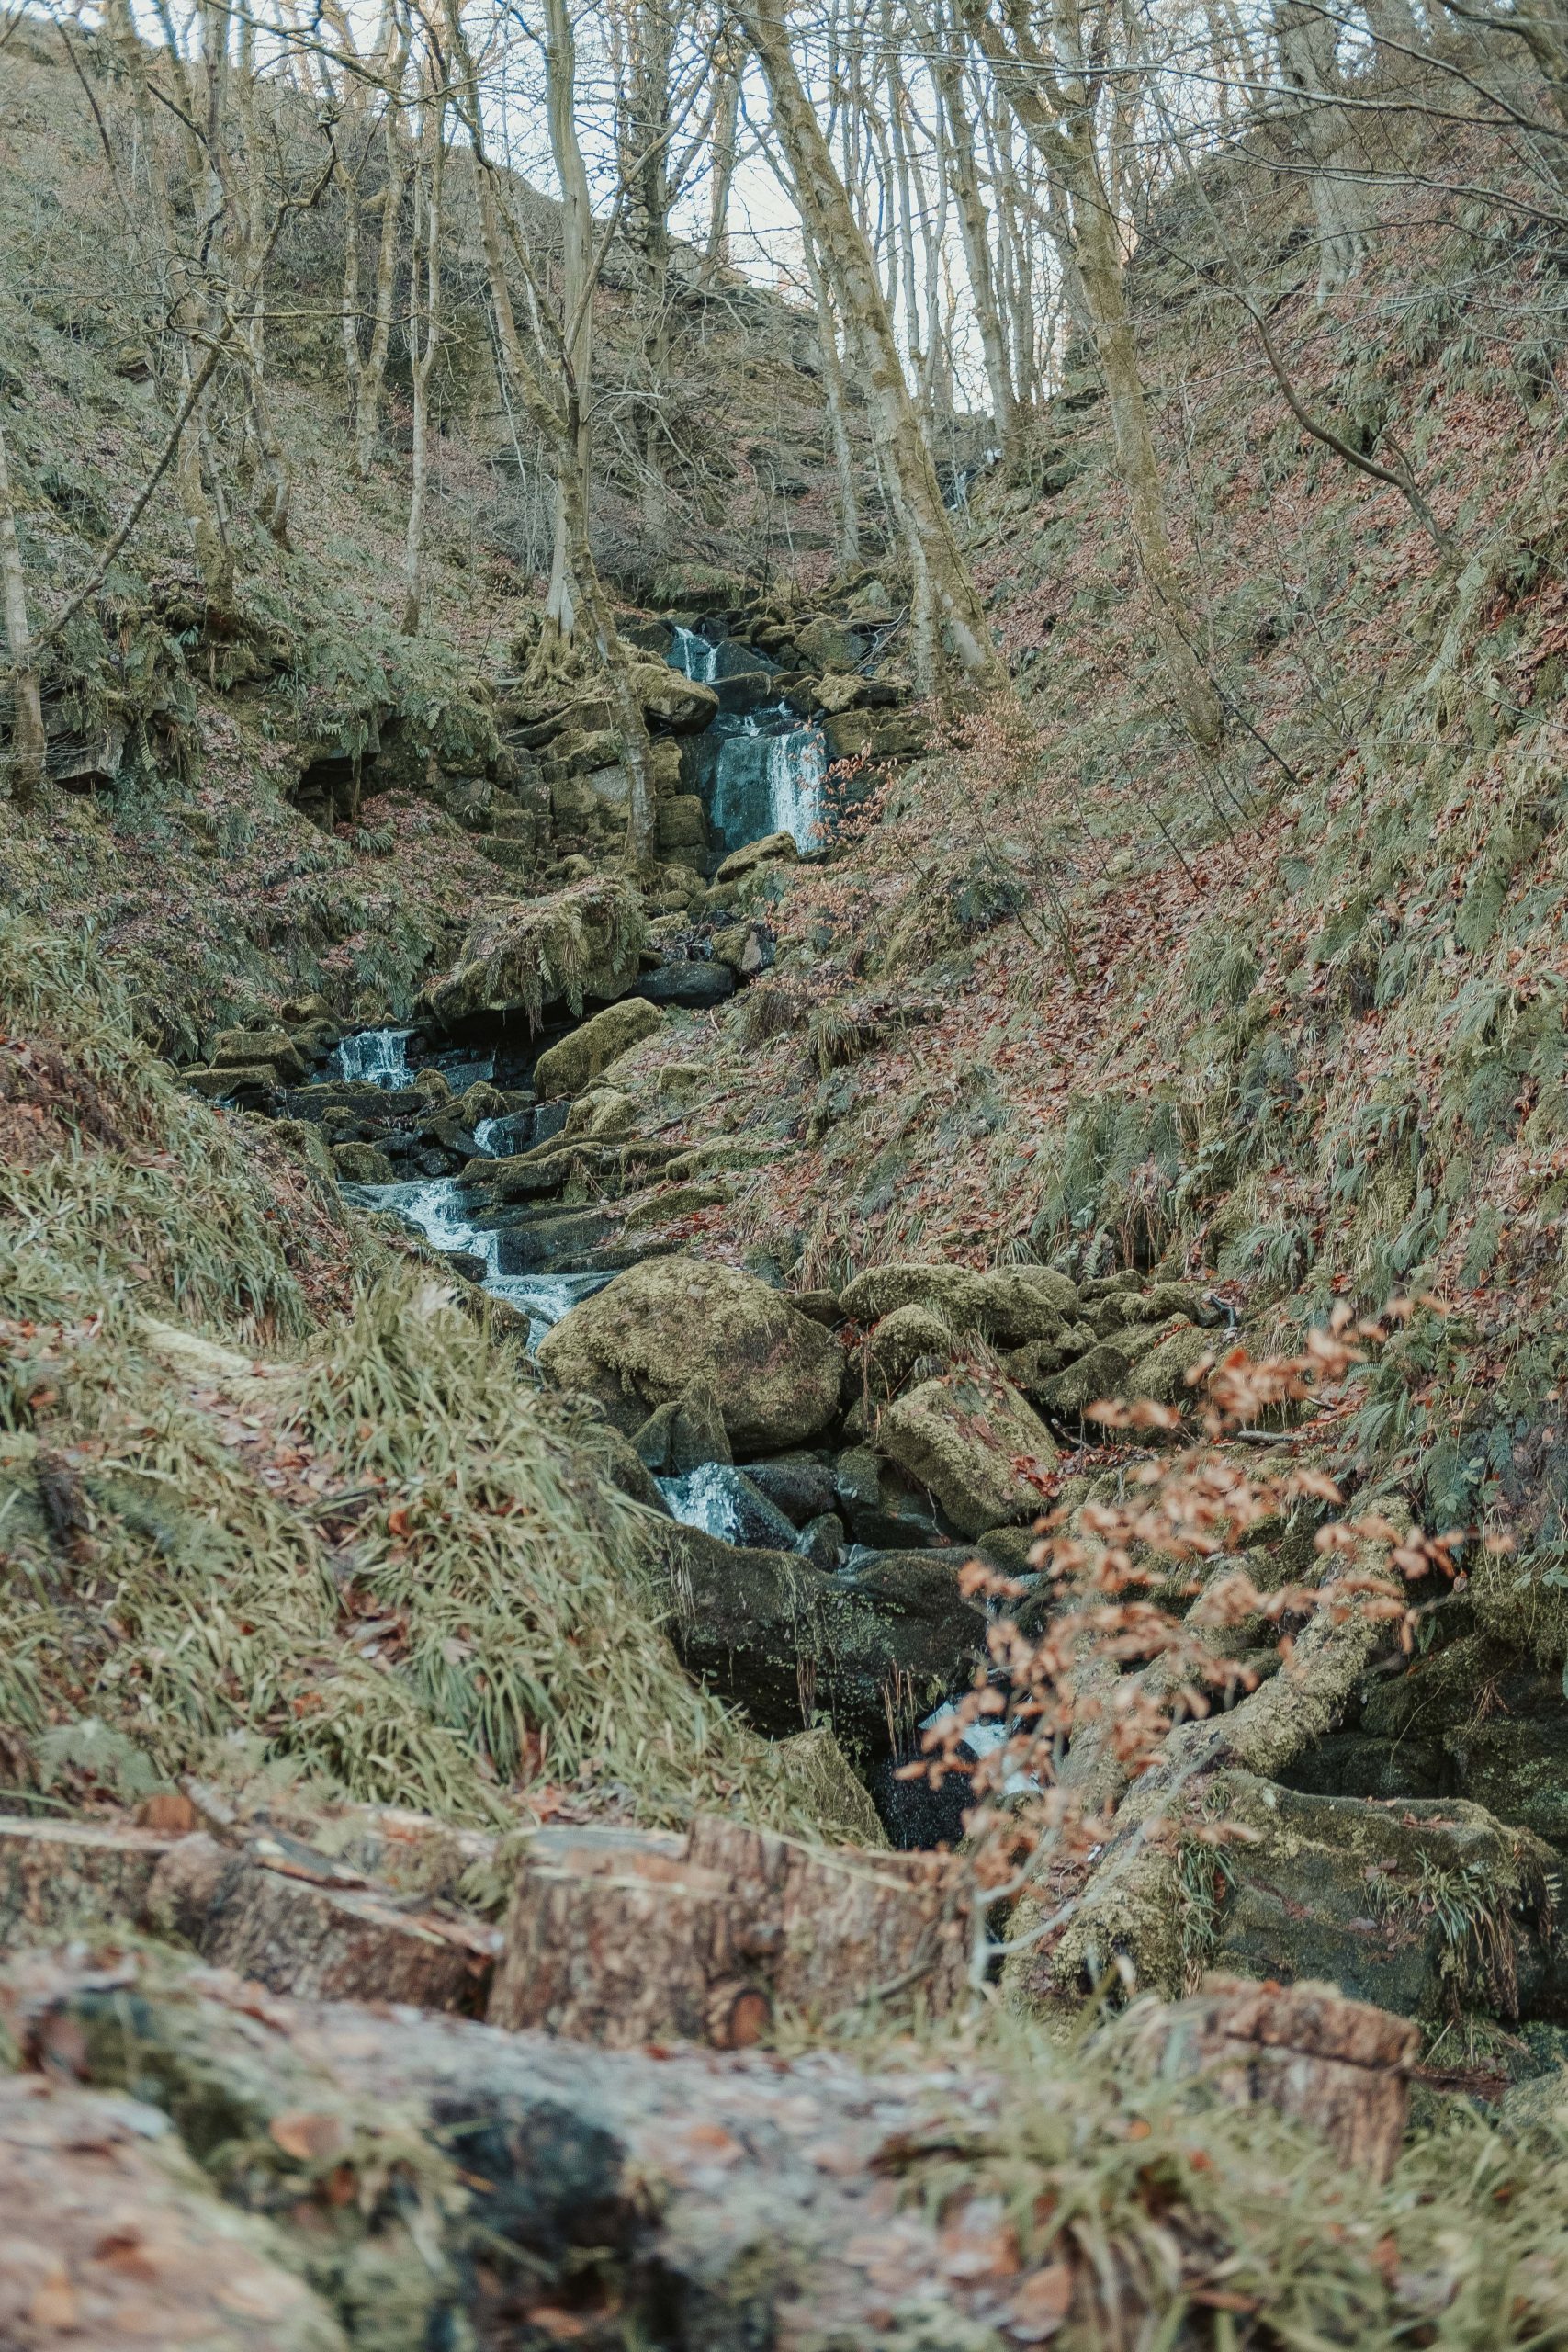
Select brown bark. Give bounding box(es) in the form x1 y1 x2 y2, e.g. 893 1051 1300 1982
489 1815 971 2045
1127 1976 1419 2178
736 0 1007 695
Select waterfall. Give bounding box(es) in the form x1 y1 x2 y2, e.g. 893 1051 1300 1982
766 722 826 847
333 1028 413 1090
669 626 719 684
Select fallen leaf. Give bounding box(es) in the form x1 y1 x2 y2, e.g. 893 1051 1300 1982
269 2109 348 2163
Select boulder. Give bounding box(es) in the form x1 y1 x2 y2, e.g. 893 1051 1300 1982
656 794 707 851
840 1260 1079 1340
794 615 865 672
660 1463 804 1551
740 1452 838 1523
424 879 646 1024
634 1375 731 1473
876 1374 1057 1535
823 709 931 763
714 831 800 886
1038 1338 1135 1416
331 1140 395 1183
863 1302 955 1393
1125 1323 1213 1405
632 958 736 1008
533 999 663 1098
184 1063 279 1102
709 921 769 975
631 660 719 734
834 1444 946 1548
660 1522 987 1749
536 1255 842 1451
209 1025 308 1083
795 1510 845 1569
1191 1773 1559 2022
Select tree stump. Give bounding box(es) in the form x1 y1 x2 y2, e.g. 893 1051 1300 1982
1130 1973 1420 2177
488 1816 970 2047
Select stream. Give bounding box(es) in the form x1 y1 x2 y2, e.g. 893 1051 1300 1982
341 625 833 1352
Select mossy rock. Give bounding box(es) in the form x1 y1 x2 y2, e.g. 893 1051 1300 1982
862 1303 955 1393
1125 1324 1213 1406
1039 1340 1134 1418
535 1001 664 1100
332 1141 395 1182
840 1262 1078 1343
876 1373 1057 1536
424 879 646 1024
536 1254 842 1452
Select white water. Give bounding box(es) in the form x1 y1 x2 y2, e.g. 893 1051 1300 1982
708 710 826 852
659 1462 745 1540
333 1028 414 1090
919 1697 1037 1796
345 1176 613 1345
669 626 719 684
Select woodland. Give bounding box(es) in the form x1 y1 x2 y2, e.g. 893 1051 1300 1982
7 0 1568 2337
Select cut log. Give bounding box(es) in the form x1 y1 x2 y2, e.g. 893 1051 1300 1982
147 1836 499 2013
1128 1973 1419 2177
0 1815 183 1946
488 1815 970 2047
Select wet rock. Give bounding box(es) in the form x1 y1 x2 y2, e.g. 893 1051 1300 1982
795 1510 845 1569
661 1462 804 1550
537 1255 841 1451
330 1140 395 1183
533 999 663 1099
741 1452 838 1523
660 1523 987 1749
876 1374 1057 1536
834 1445 947 1549
0 2074 344 2352
632 958 736 1008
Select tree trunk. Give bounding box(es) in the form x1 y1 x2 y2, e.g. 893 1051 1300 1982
0 416 46 809
800 223 863 570
705 42 742 271
356 107 410 479
736 0 1006 694
939 46 1019 460
543 0 595 647
400 75 445 636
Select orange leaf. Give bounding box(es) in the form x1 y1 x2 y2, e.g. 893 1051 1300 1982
269 2109 348 2163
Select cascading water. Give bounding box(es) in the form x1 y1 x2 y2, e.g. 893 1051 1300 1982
346 1171 615 1347
671 627 827 854
333 1028 414 1089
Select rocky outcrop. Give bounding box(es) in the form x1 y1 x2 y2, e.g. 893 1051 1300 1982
537 1256 842 1450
